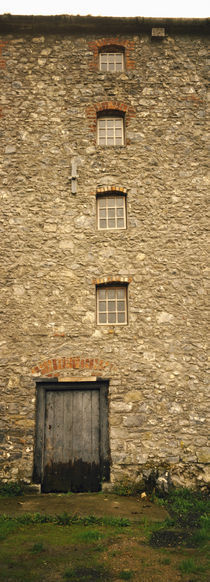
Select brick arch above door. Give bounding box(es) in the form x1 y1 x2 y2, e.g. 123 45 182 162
32 357 114 378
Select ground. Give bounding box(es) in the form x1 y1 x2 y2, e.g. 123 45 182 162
0 493 209 582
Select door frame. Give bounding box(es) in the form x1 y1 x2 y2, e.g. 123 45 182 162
33 379 110 489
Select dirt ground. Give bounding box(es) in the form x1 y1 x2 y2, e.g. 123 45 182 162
0 493 208 581
0 492 169 522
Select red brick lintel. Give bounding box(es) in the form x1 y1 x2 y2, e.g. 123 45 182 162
32 357 113 377
92 276 132 285
96 186 127 194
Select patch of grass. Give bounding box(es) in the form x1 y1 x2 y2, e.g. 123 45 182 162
102 516 130 528
112 479 143 497
0 512 130 531
159 557 171 565
119 570 133 580
164 487 210 528
30 541 45 553
0 480 23 497
178 558 206 574
75 529 104 542
63 565 112 580
0 517 20 541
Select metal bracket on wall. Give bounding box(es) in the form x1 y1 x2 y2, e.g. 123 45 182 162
70 159 77 194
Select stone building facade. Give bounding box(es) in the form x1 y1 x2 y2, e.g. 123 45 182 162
0 15 209 490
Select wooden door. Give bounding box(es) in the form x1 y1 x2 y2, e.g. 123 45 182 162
42 389 100 492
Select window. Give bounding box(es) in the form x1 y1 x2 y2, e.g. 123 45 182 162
97 286 127 325
97 116 124 146
97 193 126 230
99 52 124 72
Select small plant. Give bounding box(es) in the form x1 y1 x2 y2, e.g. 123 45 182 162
178 558 206 574
112 479 142 497
76 529 103 542
0 480 23 497
0 516 19 540
163 487 210 528
160 557 171 565
63 565 111 580
102 516 130 527
56 511 72 526
31 541 44 553
119 570 133 580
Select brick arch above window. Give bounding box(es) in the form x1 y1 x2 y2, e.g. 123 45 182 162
88 38 135 71
96 186 127 194
92 276 132 285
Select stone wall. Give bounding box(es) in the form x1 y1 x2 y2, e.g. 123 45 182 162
0 16 209 488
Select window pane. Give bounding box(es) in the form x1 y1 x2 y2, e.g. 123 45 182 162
99 312 106 323
98 288 106 299
99 208 106 218
108 208 115 218
99 219 107 228
116 128 122 136
108 219 115 228
118 312 125 323
98 198 106 207
116 137 123 145
117 207 124 217
116 196 124 206
115 119 122 128
117 288 125 299
107 119 113 128
108 312 116 323
107 197 115 206
117 301 125 311
99 301 106 311
99 137 106 145
109 62 114 71
107 137 114 145
99 119 105 128
107 289 115 299
108 301 116 311
117 218 125 228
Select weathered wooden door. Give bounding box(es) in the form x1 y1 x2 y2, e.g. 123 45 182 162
33 381 110 493
42 389 100 492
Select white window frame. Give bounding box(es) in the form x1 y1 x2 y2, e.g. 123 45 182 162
99 52 124 72
97 116 124 146
97 193 126 230
97 285 128 325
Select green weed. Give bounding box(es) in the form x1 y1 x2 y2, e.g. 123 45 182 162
0 516 19 541
112 479 142 497
75 529 103 542
164 487 210 528
160 557 171 565
63 565 112 580
119 570 133 580
30 541 44 553
178 558 206 574
0 480 23 497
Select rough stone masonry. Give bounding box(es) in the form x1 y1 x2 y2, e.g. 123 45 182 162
0 15 209 489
